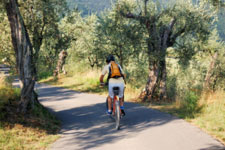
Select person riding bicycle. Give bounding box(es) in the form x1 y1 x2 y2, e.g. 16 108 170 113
100 55 126 116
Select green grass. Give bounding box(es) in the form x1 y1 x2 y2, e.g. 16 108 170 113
0 75 61 150
40 72 108 95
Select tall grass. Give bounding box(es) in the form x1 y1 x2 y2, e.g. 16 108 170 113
193 91 225 144
0 74 20 119
40 68 142 101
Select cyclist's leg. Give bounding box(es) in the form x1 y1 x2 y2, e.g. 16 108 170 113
119 87 125 106
107 83 114 114
107 95 112 111
118 83 125 105
119 96 124 106
118 83 125 116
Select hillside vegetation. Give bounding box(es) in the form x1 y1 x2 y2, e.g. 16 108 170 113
66 0 225 39
67 0 115 16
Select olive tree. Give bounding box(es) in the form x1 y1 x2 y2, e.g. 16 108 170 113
119 0 214 101
2 0 37 113
94 7 145 68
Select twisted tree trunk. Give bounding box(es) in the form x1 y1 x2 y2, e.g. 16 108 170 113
54 50 68 77
204 52 218 91
120 8 178 102
144 61 160 101
5 0 38 113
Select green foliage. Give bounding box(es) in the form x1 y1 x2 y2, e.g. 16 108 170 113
126 57 149 88
166 75 177 100
167 52 204 103
95 7 145 67
170 2 215 66
199 29 225 90
38 71 53 80
181 91 200 117
212 49 225 90
166 28 225 103
0 10 15 66
17 0 69 75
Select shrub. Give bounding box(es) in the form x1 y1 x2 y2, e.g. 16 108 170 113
181 91 200 117
38 71 53 80
0 75 20 119
166 75 177 101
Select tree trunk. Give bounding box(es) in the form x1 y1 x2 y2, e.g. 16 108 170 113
5 0 38 113
159 58 167 100
142 25 169 102
143 60 159 101
203 52 218 91
54 50 67 77
119 45 123 68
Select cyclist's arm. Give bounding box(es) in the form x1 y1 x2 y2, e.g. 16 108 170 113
99 75 104 84
100 65 109 85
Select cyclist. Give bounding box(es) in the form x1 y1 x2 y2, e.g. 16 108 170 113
100 55 126 116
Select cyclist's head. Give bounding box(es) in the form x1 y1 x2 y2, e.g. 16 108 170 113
106 55 115 63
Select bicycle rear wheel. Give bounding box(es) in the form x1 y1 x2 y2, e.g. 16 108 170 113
115 101 120 130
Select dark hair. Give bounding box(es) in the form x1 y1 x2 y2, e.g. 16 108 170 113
106 55 115 63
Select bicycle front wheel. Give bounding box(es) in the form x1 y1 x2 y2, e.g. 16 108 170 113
115 101 120 130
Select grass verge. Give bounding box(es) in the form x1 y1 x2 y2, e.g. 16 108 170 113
150 91 225 145
39 70 141 100
0 75 60 150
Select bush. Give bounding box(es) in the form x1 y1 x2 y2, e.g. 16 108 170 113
0 75 20 119
181 91 200 117
166 75 177 101
38 71 53 80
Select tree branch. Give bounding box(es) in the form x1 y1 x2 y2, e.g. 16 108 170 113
144 0 149 15
163 18 176 48
168 25 186 47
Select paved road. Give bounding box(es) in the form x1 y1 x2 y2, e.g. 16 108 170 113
36 84 225 150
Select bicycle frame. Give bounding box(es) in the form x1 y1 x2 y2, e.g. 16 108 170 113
112 95 121 115
112 87 121 130
105 86 121 130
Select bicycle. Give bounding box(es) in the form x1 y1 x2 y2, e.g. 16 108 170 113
106 86 121 130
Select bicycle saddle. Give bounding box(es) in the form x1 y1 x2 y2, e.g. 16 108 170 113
113 87 120 95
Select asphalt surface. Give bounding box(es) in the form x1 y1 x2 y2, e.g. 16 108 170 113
36 84 225 150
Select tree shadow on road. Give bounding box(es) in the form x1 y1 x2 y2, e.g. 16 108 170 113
199 145 225 150
37 84 81 102
51 101 178 149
